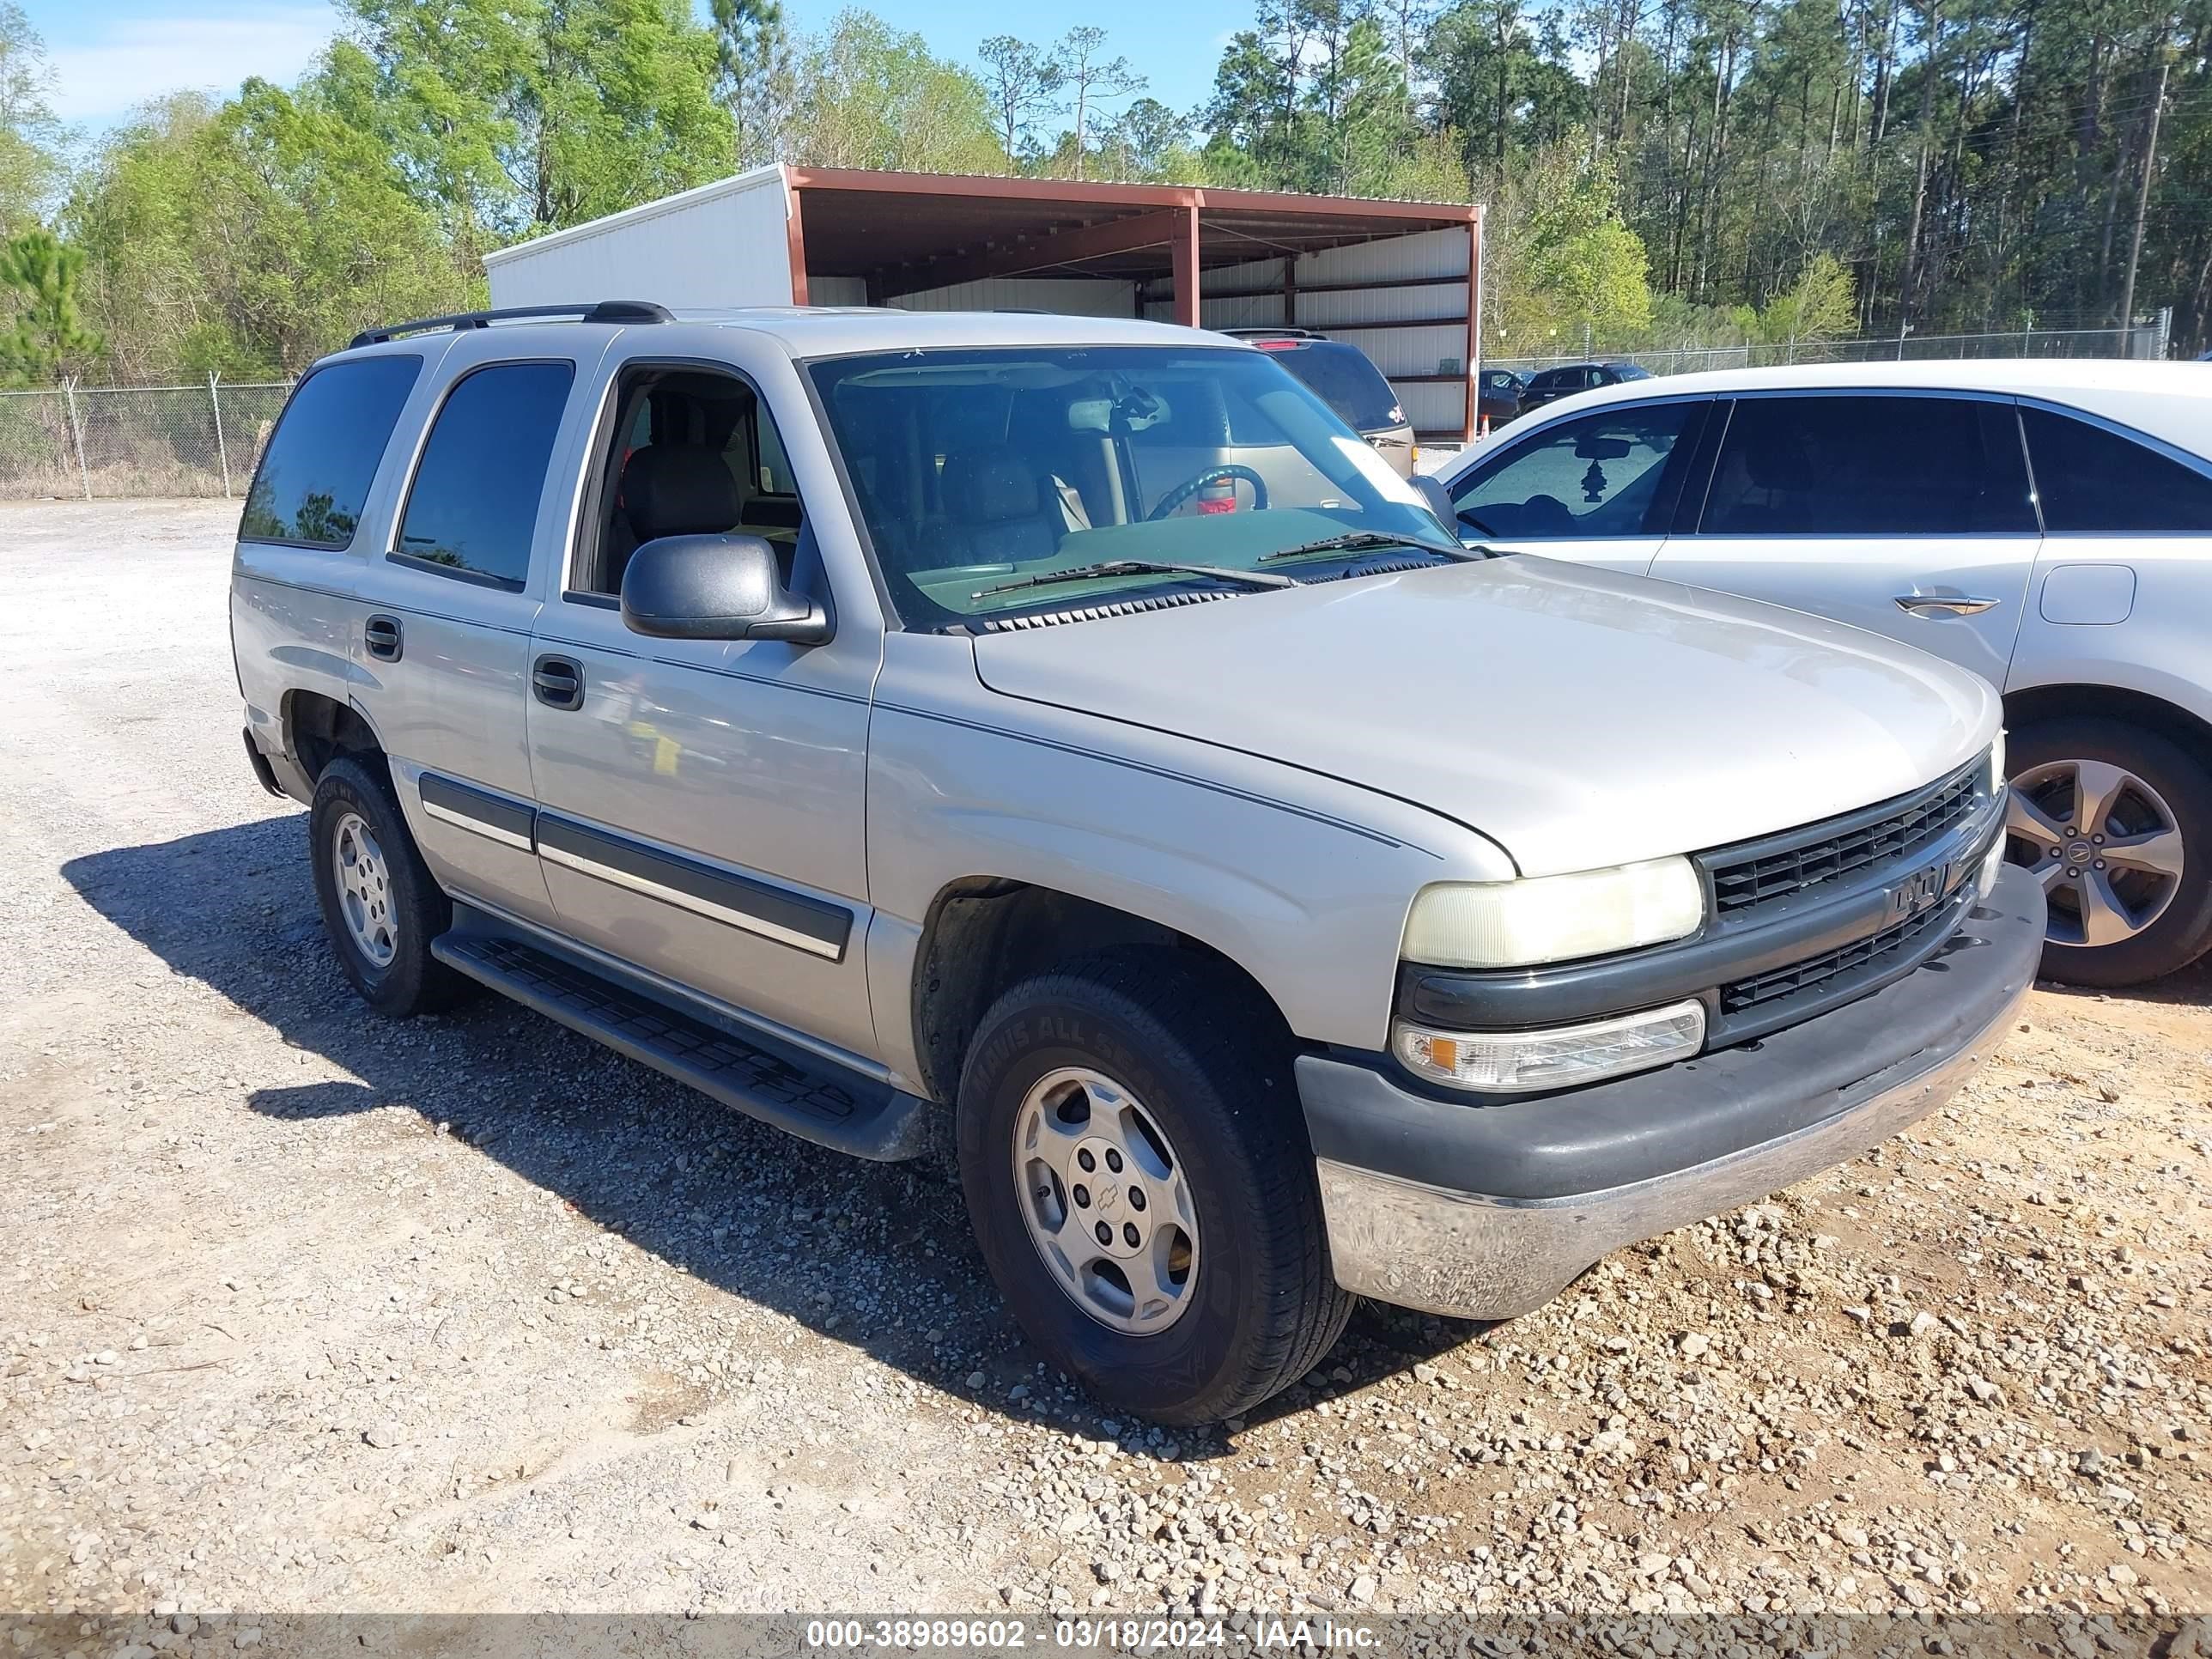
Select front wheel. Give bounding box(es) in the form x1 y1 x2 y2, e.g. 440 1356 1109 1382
956 949 1352 1425
2004 716 2212 987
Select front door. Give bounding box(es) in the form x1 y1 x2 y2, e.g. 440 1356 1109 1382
524 347 881 1062
1649 392 2040 689
1445 398 1712 575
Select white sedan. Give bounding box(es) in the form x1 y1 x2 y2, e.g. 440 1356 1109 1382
1432 359 2212 987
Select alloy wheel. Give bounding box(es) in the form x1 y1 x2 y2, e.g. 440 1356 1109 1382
2005 758 2186 948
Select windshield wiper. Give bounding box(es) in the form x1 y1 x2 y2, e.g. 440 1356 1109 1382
1255 531 1477 565
972 559 1297 600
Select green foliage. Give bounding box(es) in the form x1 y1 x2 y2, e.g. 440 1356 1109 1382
1488 139 1652 349
0 228 99 384
1735 253 1860 344
792 12 1003 173
39 0 2212 384
0 2 59 232
68 80 477 380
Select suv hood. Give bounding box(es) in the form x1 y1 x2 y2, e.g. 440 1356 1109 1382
969 557 1997 877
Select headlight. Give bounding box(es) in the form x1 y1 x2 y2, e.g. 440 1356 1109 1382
1988 730 2006 796
1395 1000 1707 1093
1401 857 1706 969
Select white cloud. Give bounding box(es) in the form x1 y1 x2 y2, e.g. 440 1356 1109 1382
50 3 340 124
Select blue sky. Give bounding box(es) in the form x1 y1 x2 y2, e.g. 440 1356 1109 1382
27 0 1221 132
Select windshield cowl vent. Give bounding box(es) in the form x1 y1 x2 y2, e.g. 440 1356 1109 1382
980 589 1238 632
1311 555 1440 581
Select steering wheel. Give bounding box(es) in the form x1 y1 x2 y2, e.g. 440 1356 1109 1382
1145 465 1269 521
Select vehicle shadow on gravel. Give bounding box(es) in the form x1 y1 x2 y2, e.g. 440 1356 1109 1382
63 817 1477 1449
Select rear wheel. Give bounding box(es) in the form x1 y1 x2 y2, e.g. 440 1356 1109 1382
309 756 470 1016
2003 716 2212 986
956 948 1352 1425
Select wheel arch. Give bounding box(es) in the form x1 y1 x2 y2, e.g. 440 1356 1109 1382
283 689 387 783
908 878 1294 1109
2003 683 2212 772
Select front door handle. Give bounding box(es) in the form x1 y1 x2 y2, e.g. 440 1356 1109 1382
532 654 584 711
364 614 403 662
1894 593 2001 617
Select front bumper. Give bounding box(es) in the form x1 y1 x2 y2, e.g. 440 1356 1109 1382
1298 863 2045 1322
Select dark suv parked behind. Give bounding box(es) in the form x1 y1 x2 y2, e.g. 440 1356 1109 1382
1519 361 1653 411
1219 328 1416 476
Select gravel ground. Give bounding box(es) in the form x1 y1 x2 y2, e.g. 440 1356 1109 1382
3 500 2210 1642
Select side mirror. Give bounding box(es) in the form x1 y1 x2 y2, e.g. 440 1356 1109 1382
1410 471 1457 528
620 533 831 645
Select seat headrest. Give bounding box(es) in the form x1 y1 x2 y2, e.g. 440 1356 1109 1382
623 445 740 542
941 446 1041 525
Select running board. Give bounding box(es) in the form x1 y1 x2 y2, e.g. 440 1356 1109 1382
431 923 931 1162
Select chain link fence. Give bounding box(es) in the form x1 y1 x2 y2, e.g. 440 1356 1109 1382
1490 319 2175 380
0 380 295 501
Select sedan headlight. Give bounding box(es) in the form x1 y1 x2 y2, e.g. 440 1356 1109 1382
1395 1000 1707 1092
1401 857 1706 969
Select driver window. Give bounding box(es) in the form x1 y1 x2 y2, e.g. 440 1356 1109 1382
1452 402 1701 539
574 365 809 598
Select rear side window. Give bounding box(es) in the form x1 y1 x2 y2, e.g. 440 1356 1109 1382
1266 343 1401 431
239 356 421 549
2022 406 2212 532
393 362 576 589
1702 395 2035 536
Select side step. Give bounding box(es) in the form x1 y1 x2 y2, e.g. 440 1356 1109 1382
431 923 931 1162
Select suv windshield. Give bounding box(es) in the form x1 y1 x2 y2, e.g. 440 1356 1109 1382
1257 340 1403 432
808 345 1445 629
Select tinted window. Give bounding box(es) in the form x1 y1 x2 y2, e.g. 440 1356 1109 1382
1702 395 2035 536
576 365 810 596
1265 342 1401 431
2023 406 2212 532
1452 401 1701 538
240 356 421 549
395 362 575 588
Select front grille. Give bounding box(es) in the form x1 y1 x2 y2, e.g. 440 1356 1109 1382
1707 765 1981 915
1719 897 1957 1017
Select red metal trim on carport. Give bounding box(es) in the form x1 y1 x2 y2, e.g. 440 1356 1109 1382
1170 204 1200 327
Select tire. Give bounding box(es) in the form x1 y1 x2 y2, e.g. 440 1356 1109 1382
956 947 1352 1425
2004 716 2212 987
308 755 470 1017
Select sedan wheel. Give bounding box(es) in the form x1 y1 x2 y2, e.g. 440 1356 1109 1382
2006 758 2185 948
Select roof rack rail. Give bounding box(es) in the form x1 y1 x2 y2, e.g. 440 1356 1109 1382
349 300 674 350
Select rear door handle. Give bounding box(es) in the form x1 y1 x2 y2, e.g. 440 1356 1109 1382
532 654 584 711
1894 593 2000 617
364 614 403 661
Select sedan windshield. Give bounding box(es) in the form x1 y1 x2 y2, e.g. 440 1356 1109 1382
806 345 1449 629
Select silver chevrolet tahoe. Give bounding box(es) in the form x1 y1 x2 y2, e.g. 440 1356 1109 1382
232 302 2045 1425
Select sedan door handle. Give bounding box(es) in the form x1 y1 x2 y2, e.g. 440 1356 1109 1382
1893 593 2001 617
363 614 403 662
532 654 584 711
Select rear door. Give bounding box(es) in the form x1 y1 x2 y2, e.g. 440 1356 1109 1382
1444 397 1712 574
1649 391 2039 687
347 336 599 927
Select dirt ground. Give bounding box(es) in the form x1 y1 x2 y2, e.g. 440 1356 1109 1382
3 500 2209 1640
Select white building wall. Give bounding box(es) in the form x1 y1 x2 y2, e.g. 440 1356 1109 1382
484 166 795 311
1142 225 1474 435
